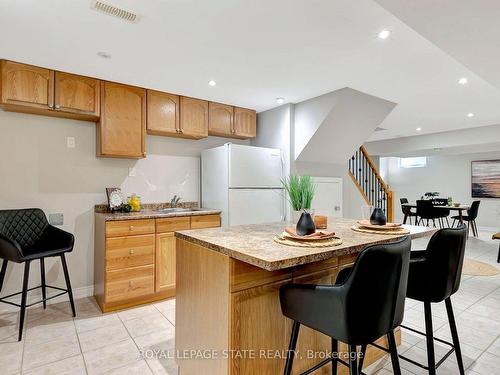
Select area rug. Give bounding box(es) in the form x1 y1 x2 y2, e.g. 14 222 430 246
462 258 500 276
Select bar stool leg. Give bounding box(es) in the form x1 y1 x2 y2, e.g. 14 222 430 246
348 345 359 375
445 298 465 375
332 338 338 375
0 259 8 292
387 330 402 375
19 260 31 341
358 344 367 374
424 302 436 375
40 258 46 309
60 254 76 317
283 321 300 375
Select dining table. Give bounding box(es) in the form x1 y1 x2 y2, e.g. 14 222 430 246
402 203 470 224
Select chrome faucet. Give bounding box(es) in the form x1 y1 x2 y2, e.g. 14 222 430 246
170 195 181 208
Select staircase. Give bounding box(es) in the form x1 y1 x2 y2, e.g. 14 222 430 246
348 145 394 222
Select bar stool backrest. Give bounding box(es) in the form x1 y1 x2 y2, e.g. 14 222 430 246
342 236 411 343
0 209 48 249
424 226 467 301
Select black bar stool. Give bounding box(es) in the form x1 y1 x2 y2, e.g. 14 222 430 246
0 208 76 341
279 236 411 375
400 226 467 375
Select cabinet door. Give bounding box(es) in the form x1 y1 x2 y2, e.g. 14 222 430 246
147 90 179 136
233 107 256 139
0 60 54 109
98 81 146 158
155 232 176 293
54 71 99 117
179 96 208 139
208 102 233 137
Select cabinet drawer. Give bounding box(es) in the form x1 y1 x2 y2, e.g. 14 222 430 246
156 217 190 233
190 214 220 229
106 219 155 237
106 235 154 271
105 265 154 303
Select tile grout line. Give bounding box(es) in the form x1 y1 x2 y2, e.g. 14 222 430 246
118 302 156 375
72 316 90 375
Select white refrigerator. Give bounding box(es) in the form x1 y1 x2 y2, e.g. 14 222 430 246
201 143 285 227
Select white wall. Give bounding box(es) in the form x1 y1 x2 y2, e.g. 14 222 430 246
381 152 500 228
0 110 247 296
254 101 367 220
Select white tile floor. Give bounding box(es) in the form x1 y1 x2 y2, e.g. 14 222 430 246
0 230 498 374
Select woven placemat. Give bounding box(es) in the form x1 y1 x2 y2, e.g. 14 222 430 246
351 226 410 235
274 236 343 248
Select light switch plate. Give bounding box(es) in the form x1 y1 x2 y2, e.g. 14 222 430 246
48 213 64 226
67 137 76 149
128 167 136 177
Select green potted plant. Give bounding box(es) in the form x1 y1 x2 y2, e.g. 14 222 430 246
282 175 316 235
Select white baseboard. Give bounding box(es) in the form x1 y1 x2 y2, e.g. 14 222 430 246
0 284 94 313
477 226 499 232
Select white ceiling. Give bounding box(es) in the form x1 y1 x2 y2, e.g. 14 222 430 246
1 0 500 141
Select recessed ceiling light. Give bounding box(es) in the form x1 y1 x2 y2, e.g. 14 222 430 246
378 29 391 39
97 51 111 59
276 97 285 105
416 127 422 132
467 112 474 118
458 77 468 85
208 80 216 87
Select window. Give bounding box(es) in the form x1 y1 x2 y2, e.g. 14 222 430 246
399 157 427 168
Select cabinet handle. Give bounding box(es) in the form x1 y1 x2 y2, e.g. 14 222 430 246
55 104 61 109
129 225 134 231
129 249 135 255
129 281 135 288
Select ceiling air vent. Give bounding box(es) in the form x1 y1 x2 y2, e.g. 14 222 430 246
91 0 140 23
374 127 387 132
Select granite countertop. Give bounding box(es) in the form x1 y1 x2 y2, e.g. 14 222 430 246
175 218 437 271
96 208 221 221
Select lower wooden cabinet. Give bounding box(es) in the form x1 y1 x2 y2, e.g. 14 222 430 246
156 232 176 293
94 213 221 312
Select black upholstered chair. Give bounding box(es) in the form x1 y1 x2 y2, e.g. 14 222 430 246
0 208 76 341
452 200 480 237
279 237 411 375
416 200 441 227
402 225 467 375
400 198 418 225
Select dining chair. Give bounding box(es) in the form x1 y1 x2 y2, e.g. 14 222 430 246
416 200 440 227
280 237 411 375
400 198 417 225
452 200 480 237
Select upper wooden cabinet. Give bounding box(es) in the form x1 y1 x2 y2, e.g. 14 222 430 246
0 60 54 110
179 96 208 139
208 102 233 137
233 107 257 139
146 90 179 136
54 72 100 118
97 81 146 159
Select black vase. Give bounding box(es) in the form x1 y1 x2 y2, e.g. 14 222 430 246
296 211 316 236
370 207 387 225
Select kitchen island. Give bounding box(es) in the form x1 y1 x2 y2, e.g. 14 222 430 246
175 218 436 375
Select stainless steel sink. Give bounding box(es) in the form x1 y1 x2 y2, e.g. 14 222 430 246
156 207 203 213
156 208 190 213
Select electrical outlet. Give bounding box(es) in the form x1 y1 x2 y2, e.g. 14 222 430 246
128 167 136 177
67 136 76 149
48 213 64 226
